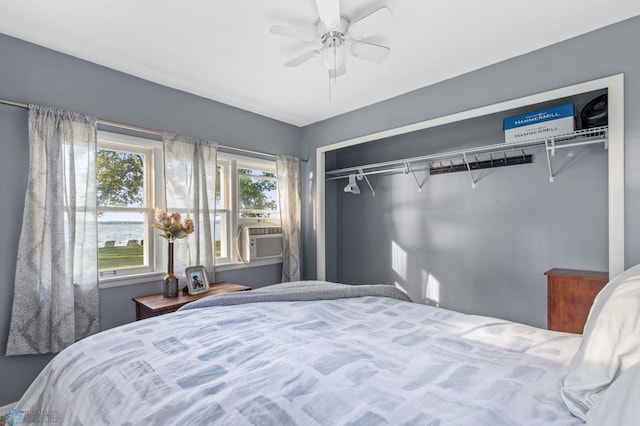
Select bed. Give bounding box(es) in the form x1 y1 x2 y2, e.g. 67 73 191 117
11 272 640 425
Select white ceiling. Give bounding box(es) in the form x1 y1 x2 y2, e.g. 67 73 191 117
1 1 639 127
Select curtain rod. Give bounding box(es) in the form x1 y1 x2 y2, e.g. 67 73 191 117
0 97 277 159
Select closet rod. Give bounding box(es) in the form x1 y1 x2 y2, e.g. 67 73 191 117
0 97 278 160
326 139 544 177
325 126 608 178
325 164 430 181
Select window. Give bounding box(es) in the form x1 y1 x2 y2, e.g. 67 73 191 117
97 131 163 283
96 136 279 285
216 153 280 264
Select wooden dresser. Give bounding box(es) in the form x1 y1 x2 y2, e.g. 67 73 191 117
545 268 609 334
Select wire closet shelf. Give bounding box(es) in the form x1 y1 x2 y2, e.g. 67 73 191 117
325 126 609 189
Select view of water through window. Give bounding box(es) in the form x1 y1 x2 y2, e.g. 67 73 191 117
98 221 144 247
97 218 222 248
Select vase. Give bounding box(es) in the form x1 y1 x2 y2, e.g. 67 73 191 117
163 239 179 298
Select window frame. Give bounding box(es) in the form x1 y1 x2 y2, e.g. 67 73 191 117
215 159 231 264
216 152 281 265
97 131 165 288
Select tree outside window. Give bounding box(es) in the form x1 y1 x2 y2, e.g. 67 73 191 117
238 168 279 218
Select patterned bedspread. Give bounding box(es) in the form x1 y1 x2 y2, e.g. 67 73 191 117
15 290 582 425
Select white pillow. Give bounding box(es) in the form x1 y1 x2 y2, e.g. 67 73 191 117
586 361 640 425
561 264 640 420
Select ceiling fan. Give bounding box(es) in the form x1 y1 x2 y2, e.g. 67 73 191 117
270 0 394 79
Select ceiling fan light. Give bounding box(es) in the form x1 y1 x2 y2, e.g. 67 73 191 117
321 45 346 70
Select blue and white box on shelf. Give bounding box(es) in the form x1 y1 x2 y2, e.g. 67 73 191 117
503 103 575 144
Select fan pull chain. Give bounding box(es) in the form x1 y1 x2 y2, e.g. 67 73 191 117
328 45 338 103
328 72 335 103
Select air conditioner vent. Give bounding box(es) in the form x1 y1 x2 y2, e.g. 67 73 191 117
247 227 282 236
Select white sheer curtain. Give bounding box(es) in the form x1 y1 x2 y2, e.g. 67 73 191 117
276 155 301 282
163 133 218 285
6 105 99 356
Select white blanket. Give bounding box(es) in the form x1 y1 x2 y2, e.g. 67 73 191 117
15 288 582 425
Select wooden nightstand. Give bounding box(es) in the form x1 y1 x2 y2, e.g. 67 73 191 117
132 283 251 320
545 268 609 334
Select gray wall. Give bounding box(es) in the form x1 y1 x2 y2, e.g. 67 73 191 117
300 17 640 320
0 33 299 405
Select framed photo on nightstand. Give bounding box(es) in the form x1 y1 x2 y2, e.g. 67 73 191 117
185 266 210 295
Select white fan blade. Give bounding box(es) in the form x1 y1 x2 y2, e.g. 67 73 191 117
351 41 390 64
284 50 319 67
316 0 341 29
270 25 315 42
349 6 394 39
329 63 346 79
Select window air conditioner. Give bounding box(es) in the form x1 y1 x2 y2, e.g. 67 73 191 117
241 226 284 261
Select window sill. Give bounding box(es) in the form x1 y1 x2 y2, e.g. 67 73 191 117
99 271 165 289
98 258 282 289
215 257 283 272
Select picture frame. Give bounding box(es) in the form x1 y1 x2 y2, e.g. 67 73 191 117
185 266 210 295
